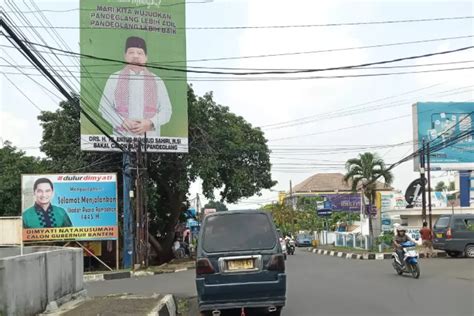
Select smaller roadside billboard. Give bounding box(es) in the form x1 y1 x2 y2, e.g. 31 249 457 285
21 174 118 242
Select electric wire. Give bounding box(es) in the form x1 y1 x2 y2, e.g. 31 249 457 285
3 35 473 76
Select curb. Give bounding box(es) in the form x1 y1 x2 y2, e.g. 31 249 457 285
39 290 88 315
306 247 447 260
84 266 194 282
148 294 177 316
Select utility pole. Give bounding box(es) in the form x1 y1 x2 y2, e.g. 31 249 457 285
289 180 295 235
134 139 143 268
196 193 201 215
420 139 427 224
426 142 433 230
143 134 149 268
134 138 148 268
122 152 133 269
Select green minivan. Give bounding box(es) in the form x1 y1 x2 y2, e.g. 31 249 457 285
195 210 286 315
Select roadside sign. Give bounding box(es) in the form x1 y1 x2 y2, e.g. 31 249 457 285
405 178 426 207
317 209 333 216
323 200 332 209
382 219 391 226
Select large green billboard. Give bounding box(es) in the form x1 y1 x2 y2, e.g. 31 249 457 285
413 102 474 170
80 0 187 152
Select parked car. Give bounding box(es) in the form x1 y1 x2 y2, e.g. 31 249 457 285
295 234 312 247
433 214 474 258
196 210 287 315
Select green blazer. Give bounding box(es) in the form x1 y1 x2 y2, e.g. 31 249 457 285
23 205 73 228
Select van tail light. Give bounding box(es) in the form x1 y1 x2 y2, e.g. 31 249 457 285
446 228 452 239
196 258 215 275
267 254 285 272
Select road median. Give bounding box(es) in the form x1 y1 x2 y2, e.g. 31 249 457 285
307 247 446 260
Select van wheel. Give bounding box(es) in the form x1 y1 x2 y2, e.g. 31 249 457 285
447 251 462 258
465 245 474 258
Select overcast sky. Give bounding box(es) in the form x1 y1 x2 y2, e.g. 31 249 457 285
1 0 473 209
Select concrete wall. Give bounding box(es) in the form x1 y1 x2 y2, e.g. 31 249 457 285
0 246 83 316
0 217 22 245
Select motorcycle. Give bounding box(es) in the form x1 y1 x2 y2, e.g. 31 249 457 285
286 239 296 255
392 241 420 279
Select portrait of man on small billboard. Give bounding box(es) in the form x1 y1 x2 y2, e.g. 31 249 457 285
22 177 72 229
99 36 172 137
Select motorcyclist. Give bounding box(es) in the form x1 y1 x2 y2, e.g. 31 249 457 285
285 235 295 251
393 227 415 267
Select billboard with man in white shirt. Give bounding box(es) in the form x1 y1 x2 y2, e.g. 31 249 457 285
80 0 187 153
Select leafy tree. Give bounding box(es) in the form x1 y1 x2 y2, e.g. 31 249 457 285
36 87 275 263
0 141 48 216
262 202 326 234
344 152 393 248
328 212 360 231
38 96 122 174
204 200 228 212
262 203 292 233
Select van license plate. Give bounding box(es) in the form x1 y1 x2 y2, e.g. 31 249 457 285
436 233 442 238
227 259 254 270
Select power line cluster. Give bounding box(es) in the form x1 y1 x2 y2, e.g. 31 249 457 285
10 15 474 29
1 3 472 183
2 34 472 65
4 36 473 76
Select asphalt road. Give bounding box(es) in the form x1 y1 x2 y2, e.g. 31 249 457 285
86 250 474 316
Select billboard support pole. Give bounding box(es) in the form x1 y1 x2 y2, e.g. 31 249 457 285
134 140 141 269
143 134 149 268
134 139 147 269
420 139 427 223
20 229 24 256
76 241 113 271
123 153 133 269
426 142 433 230
116 239 119 271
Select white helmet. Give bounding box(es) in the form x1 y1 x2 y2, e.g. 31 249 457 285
393 223 405 233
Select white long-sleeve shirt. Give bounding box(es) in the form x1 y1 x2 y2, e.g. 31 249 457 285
99 69 172 137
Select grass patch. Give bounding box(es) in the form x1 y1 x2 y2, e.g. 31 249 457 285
176 297 189 314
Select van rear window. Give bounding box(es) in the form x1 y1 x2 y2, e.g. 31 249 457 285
202 213 276 253
435 217 450 228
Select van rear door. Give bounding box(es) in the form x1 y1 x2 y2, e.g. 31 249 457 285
433 216 451 247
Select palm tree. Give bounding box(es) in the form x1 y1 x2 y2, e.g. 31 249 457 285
344 152 393 248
